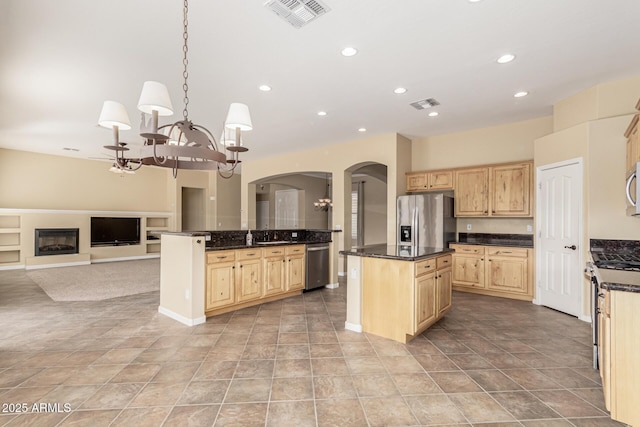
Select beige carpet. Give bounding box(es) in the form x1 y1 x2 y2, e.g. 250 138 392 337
27 259 160 301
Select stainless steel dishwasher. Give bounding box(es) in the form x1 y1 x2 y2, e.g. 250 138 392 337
305 243 330 291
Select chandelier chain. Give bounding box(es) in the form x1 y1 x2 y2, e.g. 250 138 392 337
182 0 189 120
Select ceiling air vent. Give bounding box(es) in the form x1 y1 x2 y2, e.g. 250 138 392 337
410 98 440 110
264 0 331 29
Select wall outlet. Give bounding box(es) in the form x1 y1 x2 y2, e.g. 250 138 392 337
350 268 357 279
292 232 298 238
466 224 472 231
184 289 190 300
526 224 533 232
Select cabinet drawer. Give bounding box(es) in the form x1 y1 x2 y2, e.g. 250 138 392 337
286 245 305 255
207 250 235 264
486 247 528 258
237 248 262 260
437 254 452 269
264 247 285 257
451 244 484 255
415 258 436 277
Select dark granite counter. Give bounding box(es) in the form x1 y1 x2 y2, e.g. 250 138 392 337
598 269 640 293
455 233 533 248
340 244 453 261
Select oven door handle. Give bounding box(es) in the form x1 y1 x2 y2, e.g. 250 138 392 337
626 171 637 207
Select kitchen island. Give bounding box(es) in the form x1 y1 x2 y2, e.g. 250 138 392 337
341 245 454 343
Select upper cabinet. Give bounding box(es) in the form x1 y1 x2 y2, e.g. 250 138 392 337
454 161 533 217
625 113 639 176
406 170 454 192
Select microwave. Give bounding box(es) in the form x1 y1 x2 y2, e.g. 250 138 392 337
625 162 640 215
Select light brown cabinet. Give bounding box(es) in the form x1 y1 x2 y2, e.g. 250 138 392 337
263 247 286 296
362 253 452 343
236 249 262 303
205 251 236 310
205 245 305 316
605 290 640 426
450 244 533 301
454 161 533 217
625 113 640 175
285 245 305 291
406 170 454 192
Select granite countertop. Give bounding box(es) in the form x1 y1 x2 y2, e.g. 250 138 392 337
454 233 534 248
206 240 330 251
597 268 640 293
340 244 453 261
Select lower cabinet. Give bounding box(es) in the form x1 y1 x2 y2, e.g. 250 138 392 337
362 253 453 343
205 245 305 316
450 244 533 301
606 290 640 426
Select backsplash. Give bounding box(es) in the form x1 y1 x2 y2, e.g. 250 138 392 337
590 239 640 254
206 229 334 248
458 233 534 248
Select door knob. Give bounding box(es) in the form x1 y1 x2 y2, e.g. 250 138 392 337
564 245 577 250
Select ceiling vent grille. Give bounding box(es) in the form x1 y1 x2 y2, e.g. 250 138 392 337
410 98 440 110
264 0 331 28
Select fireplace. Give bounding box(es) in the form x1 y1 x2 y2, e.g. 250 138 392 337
35 228 79 256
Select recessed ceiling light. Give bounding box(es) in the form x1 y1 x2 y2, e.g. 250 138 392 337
341 47 358 57
358 128 367 132
259 85 272 92
497 54 516 64
317 111 327 116
428 111 439 117
394 87 407 94
468 0 483 3
514 91 529 98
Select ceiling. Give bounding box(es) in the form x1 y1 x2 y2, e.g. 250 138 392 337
2 0 640 165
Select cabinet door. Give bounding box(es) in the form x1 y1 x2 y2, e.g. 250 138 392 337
406 173 428 192
486 256 528 294
205 262 235 310
625 115 639 175
429 170 454 190
599 290 611 411
436 267 452 316
264 256 286 296
452 254 485 288
415 272 437 331
237 258 262 302
287 255 305 291
491 163 531 216
454 168 489 216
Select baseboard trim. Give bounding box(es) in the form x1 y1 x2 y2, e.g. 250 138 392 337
26 260 91 270
578 314 592 323
158 306 206 327
325 283 339 289
92 254 160 263
338 272 346 277
0 264 25 271
344 321 362 333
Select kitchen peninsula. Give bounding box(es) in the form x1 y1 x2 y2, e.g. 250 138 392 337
157 229 334 326
342 245 453 343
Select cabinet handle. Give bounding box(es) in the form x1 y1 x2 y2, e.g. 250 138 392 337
442 260 449 264
240 265 243 268
483 210 488 214
232 266 235 269
247 253 256 256
217 256 227 259
480 258 484 261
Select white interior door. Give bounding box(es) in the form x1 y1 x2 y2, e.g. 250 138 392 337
536 159 583 317
275 189 299 228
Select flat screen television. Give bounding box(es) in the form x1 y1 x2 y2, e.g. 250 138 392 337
90 217 141 246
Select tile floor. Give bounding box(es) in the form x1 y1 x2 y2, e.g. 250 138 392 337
0 268 626 426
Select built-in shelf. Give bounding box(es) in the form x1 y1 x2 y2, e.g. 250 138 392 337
0 216 21 265
145 216 170 254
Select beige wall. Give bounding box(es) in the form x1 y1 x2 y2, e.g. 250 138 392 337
241 133 409 279
0 149 170 212
553 75 640 132
411 116 552 171
214 173 241 230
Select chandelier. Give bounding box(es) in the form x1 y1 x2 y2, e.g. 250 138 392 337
97 0 252 178
314 174 333 211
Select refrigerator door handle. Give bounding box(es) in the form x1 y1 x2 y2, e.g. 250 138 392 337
413 206 419 248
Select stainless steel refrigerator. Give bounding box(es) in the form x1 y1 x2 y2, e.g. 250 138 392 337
397 193 456 248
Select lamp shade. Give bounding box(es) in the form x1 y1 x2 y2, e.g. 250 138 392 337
98 101 132 130
137 81 174 116
225 103 253 131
